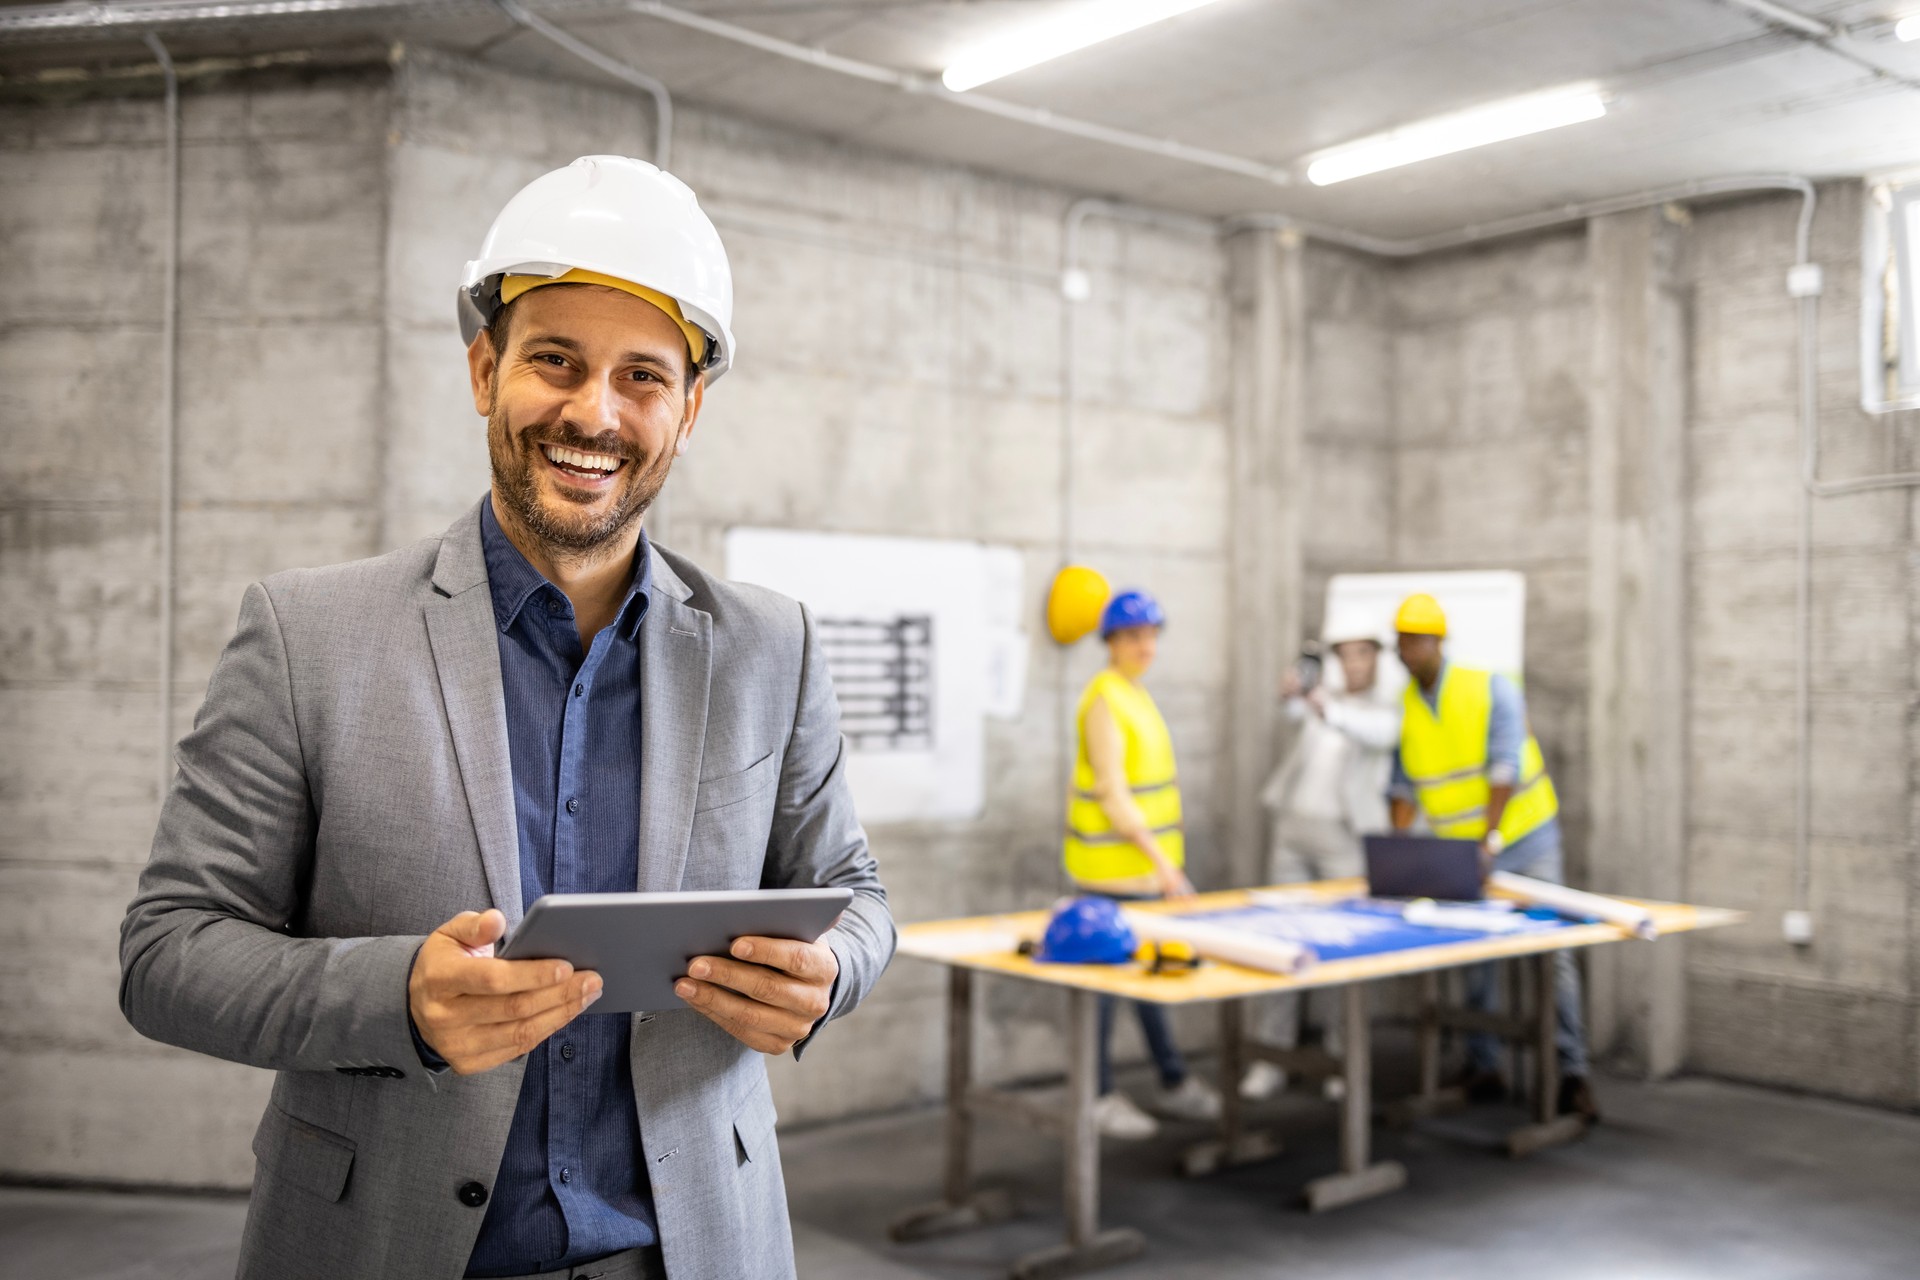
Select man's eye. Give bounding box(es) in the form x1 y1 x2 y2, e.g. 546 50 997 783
629 369 657 382
536 354 567 368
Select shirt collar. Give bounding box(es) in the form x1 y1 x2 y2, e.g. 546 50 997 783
480 495 652 640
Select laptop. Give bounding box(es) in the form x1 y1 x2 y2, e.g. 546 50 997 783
1363 833 1486 901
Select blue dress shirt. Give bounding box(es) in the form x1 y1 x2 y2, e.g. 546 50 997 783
459 497 659 1277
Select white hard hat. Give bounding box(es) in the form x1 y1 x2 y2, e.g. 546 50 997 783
458 155 737 382
1322 607 1386 650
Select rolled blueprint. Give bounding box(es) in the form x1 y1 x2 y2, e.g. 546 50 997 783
1490 871 1659 940
1124 908 1315 975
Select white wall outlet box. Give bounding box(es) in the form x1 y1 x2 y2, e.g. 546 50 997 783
1782 909 1814 945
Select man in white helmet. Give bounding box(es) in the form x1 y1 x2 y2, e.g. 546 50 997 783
121 156 895 1280
1241 613 1400 1100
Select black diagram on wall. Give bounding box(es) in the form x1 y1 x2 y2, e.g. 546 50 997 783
816 615 935 752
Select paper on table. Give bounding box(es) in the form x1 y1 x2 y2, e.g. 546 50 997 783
1125 909 1315 975
1491 871 1659 940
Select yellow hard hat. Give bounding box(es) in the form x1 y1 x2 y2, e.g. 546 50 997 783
1047 565 1111 645
1394 593 1448 637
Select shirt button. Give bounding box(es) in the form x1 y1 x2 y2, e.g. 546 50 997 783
573 683 584 697
559 1167 572 1185
566 797 579 814
560 1042 575 1061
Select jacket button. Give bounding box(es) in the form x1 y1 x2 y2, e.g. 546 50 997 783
458 1181 488 1208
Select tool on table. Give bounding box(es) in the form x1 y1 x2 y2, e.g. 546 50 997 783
1134 938 1201 975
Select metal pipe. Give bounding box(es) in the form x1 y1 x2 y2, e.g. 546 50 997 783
495 0 670 169
624 1 1292 188
1229 174 1821 258
144 30 180 810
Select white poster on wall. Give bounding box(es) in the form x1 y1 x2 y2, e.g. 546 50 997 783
725 528 1025 824
1321 570 1527 706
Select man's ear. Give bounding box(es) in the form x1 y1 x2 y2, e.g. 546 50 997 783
467 329 499 417
674 372 705 457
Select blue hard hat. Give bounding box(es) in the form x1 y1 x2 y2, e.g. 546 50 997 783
1036 896 1138 965
1100 589 1165 639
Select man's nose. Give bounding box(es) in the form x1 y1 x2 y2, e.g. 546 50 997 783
565 373 622 435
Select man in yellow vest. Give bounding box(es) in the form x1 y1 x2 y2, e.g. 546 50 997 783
1388 593 1598 1122
1064 589 1222 1139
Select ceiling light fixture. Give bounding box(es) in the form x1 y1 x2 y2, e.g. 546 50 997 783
1305 86 1608 186
1897 14 1920 40
941 0 1227 93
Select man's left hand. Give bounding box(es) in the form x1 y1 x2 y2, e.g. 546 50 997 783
675 936 839 1055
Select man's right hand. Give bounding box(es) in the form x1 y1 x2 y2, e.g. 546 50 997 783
407 909 603 1076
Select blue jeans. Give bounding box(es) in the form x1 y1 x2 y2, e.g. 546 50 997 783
1463 821 1590 1076
1082 890 1189 1096
1097 995 1188 1097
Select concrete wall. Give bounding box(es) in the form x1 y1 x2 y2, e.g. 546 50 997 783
1679 185 1919 1105
1 67 392 1187
0 50 1239 1186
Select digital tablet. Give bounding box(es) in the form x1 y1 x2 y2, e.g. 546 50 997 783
497 888 854 1014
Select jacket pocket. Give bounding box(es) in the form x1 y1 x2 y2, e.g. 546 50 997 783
251 1103 355 1204
694 750 777 815
731 1084 780 1166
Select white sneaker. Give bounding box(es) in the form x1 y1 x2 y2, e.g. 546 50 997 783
1154 1075 1224 1122
1093 1091 1160 1140
1240 1060 1288 1100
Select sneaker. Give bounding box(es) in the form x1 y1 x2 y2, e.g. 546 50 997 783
1240 1061 1288 1100
1093 1091 1160 1139
1154 1075 1224 1122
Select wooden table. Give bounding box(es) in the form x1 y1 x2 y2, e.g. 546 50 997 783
888 879 1744 1280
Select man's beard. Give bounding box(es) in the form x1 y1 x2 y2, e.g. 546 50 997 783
487 405 675 559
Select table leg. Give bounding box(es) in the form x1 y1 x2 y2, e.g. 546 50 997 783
1505 951 1587 1157
1386 970 1465 1127
1181 999 1283 1177
890 968 1018 1241
1010 989 1145 1280
1303 983 1407 1212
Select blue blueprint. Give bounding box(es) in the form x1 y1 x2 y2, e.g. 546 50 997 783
1176 900 1583 963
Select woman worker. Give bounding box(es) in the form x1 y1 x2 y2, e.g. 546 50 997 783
1063 589 1223 1138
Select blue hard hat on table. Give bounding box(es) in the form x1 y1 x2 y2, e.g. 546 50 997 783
1036 896 1138 964
1099 589 1165 639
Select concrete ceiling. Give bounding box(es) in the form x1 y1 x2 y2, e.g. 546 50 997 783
7 0 1920 238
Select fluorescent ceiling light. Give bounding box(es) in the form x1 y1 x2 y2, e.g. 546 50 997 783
1898 14 1920 40
941 0 1227 93
1306 86 1608 186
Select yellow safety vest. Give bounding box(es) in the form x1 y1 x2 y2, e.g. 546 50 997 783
1063 669 1185 883
1400 667 1559 844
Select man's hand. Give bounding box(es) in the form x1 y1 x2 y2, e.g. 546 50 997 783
408 909 603 1076
1279 669 1304 699
675 936 839 1056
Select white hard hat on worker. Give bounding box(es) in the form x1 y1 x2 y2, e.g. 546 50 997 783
458 154 737 381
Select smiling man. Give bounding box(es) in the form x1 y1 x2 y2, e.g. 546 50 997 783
120 156 894 1280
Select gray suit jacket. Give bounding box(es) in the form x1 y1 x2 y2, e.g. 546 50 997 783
120 501 895 1280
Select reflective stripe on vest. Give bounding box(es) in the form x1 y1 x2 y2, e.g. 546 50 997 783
1399 667 1559 844
1063 669 1185 883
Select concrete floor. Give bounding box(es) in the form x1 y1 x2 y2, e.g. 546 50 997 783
6 1062 1918 1280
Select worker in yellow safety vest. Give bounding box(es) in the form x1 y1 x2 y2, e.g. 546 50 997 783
1064 589 1223 1140
1389 593 1598 1123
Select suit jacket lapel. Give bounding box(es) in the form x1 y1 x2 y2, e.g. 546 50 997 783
637 545 711 893
425 502 525 926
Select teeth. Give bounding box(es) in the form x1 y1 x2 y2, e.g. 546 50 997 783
541 444 623 473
